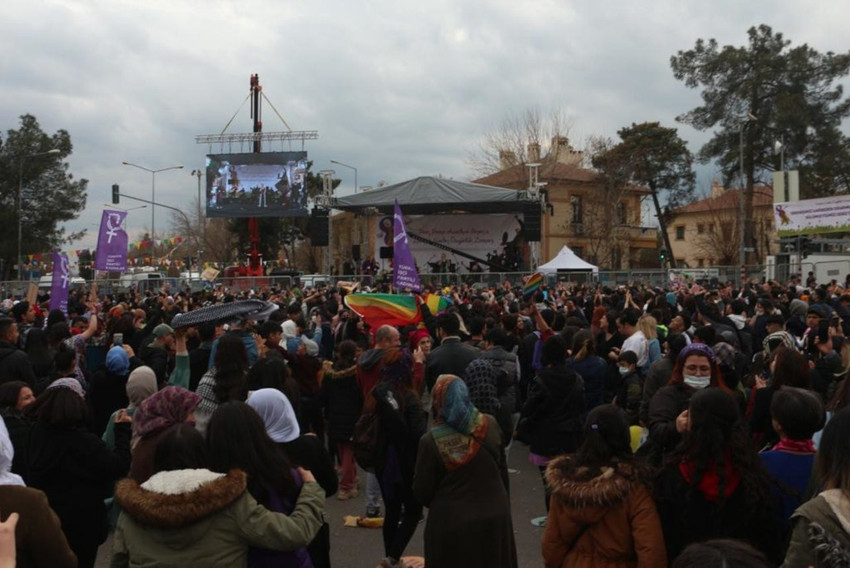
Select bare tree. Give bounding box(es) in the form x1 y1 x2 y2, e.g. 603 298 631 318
467 107 576 180
687 189 773 266
168 196 235 265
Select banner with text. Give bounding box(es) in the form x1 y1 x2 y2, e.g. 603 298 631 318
374 214 524 273
774 195 850 237
392 201 421 292
95 209 128 271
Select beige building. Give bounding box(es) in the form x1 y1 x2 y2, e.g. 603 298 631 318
474 138 658 269
665 182 775 267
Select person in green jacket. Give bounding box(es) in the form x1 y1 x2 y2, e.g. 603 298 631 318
112 423 324 568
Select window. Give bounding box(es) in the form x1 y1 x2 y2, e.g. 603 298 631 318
697 224 705 234
697 258 704 267
570 195 583 225
675 226 685 240
616 203 627 225
708 224 715 234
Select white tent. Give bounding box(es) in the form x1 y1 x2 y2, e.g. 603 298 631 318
537 246 599 275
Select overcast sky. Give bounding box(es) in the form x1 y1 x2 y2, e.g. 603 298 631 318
2 0 848 250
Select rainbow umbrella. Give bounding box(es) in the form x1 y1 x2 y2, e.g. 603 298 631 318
424 293 452 315
344 293 422 329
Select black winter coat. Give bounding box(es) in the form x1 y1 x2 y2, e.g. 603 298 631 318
647 382 695 453
23 421 131 555
372 381 427 483
320 362 363 442
0 340 36 387
518 364 585 457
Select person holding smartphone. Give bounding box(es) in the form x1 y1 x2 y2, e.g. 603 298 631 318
808 321 844 403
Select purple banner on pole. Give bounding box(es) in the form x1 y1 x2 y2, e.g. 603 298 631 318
94 209 128 271
49 251 70 315
392 200 421 293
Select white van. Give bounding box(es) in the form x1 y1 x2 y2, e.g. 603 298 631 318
37 274 87 291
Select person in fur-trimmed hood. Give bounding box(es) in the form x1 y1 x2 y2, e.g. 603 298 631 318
542 405 666 568
112 424 325 568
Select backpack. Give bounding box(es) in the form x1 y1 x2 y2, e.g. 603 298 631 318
351 407 379 472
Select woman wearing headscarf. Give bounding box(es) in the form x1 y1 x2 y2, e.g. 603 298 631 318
23 378 132 568
103 366 158 450
248 388 336 568
0 415 77 568
88 344 139 435
129 386 201 484
414 375 517 568
462 359 513 447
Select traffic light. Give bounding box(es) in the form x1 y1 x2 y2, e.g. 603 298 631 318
800 237 813 258
112 184 120 204
659 249 668 262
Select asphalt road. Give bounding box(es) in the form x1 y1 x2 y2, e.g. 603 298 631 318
96 441 549 567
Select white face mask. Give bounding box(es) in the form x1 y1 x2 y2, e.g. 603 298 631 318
618 367 631 376
683 374 710 389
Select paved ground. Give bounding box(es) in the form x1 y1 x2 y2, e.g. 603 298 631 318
97 442 548 567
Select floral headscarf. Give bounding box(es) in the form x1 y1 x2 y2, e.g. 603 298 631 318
430 375 488 471
133 386 201 439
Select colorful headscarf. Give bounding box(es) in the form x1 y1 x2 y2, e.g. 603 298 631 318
763 331 797 356
430 375 488 471
246 388 300 443
133 386 201 438
462 359 501 415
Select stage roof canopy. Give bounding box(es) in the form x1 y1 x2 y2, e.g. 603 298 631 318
332 176 529 215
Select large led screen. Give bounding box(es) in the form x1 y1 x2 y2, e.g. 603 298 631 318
206 152 309 218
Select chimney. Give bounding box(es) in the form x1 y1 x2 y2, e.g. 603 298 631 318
550 136 584 167
499 150 517 171
527 142 541 163
710 180 725 199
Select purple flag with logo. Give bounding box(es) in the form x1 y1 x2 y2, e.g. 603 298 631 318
94 209 128 271
49 251 70 315
392 200 421 293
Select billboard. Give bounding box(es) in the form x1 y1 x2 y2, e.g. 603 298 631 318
371 213 525 273
206 152 308 218
773 194 850 237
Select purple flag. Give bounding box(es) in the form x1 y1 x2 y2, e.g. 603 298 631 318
392 200 421 293
94 209 128 271
49 251 70 315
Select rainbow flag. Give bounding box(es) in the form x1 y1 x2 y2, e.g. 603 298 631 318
424 293 452 315
344 293 422 329
523 272 544 298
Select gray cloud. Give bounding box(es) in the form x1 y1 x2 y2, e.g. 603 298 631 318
1 0 847 249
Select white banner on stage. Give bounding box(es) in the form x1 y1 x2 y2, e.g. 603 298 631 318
373 214 523 273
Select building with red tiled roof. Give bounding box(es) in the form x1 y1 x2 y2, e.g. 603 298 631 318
474 139 657 269
665 182 775 267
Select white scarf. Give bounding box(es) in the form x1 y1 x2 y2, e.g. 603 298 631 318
0 415 25 487
246 388 300 443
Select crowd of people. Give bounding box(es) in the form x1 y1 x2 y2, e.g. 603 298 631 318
0 272 849 567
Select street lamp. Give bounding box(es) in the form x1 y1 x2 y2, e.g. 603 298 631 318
330 160 357 193
18 148 60 279
191 169 206 271
739 113 756 275
121 162 183 243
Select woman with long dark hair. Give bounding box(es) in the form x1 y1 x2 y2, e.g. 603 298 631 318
543 405 666 567
113 424 324 567
748 346 811 448
566 329 608 413
23 379 131 568
653 388 782 564
207 401 313 568
196 333 250 435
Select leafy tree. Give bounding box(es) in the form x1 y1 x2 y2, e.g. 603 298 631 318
671 24 850 263
0 114 88 278
594 122 695 268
